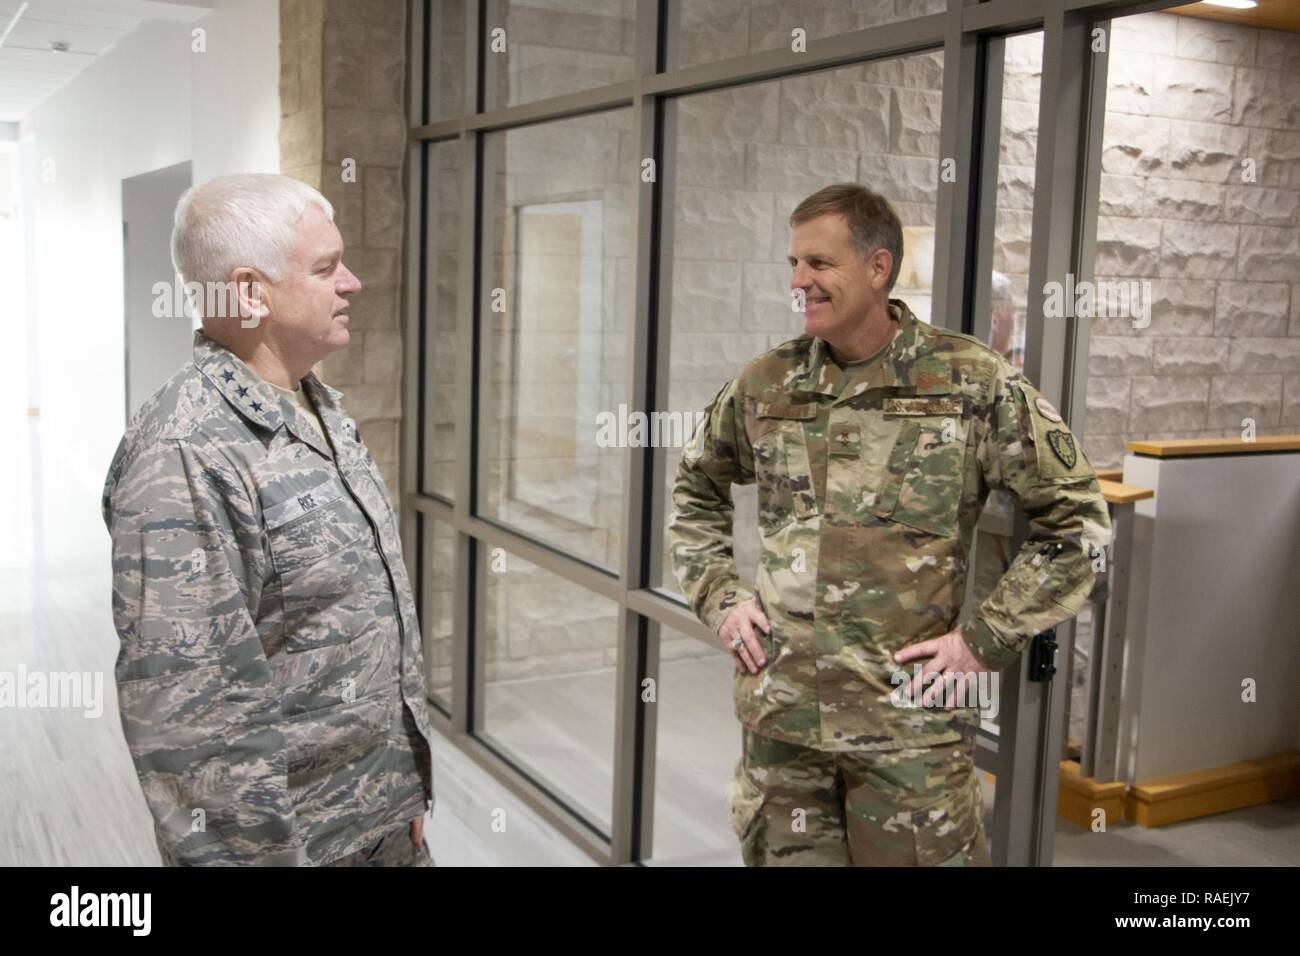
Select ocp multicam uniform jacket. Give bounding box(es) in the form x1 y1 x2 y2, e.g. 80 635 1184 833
103 333 434 865
668 300 1111 752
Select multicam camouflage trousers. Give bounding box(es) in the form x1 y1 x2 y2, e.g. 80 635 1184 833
324 823 436 868
728 724 991 867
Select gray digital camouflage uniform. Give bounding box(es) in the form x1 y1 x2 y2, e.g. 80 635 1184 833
103 332 435 866
669 299 1111 865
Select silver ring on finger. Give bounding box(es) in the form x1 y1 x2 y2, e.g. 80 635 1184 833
730 636 744 651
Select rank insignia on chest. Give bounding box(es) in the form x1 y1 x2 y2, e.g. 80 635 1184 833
830 423 861 457
1047 429 1077 469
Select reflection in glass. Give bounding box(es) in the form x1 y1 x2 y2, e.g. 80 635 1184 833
483 0 637 110
986 31 1044 372
480 549 619 834
646 626 740 866
971 33 1043 737
417 514 455 711
426 0 466 123
479 110 633 570
421 139 461 500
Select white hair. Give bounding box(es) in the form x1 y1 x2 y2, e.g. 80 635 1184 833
170 173 335 300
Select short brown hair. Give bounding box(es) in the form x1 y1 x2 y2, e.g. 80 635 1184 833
789 183 904 292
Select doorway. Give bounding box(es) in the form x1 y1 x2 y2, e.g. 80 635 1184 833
122 161 191 419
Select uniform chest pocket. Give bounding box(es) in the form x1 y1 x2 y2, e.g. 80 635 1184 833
265 483 364 575
750 401 820 535
265 482 379 653
879 397 970 538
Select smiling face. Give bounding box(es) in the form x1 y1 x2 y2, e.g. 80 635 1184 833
264 202 362 365
787 212 892 345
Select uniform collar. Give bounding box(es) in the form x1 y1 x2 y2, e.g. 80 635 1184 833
194 332 285 432
194 333 351 453
267 378 337 460
799 298 924 401
301 373 356 452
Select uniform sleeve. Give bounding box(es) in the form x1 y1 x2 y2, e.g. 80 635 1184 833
105 438 304 865
964 371 1112 671
666 378 757 635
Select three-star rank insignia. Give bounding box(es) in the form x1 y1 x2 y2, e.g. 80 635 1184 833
1047 429 1077 469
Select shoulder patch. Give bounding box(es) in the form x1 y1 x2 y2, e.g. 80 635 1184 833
1046 429 1077 469
1035 396 1062 422
1017 381 1093 481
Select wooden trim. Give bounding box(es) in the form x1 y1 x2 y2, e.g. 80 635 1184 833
1128 436 1300 458
1095 467 1122 481
1170 0 1300 34
1125 753 1300 829
1098 478 1153 505
1057 760 1127 830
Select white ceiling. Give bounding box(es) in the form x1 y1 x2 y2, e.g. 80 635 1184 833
0 0 215 122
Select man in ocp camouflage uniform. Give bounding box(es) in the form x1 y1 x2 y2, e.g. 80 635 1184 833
668 183 1110 866
103 174 435 866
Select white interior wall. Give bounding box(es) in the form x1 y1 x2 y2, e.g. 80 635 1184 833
18 0 280 495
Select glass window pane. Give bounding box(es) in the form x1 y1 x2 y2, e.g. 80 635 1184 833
478 110 633 570
417 514 456 712
646 625 740 866
986 31 1044 372
483 0 638 110
666 0 947 71
426 0 467 123
422 139 461 500
653 52 945 595
479 547 619 833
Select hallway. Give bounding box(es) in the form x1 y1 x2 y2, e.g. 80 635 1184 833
2 407 1295 866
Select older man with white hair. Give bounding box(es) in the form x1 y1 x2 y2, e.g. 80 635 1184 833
102 173 435 866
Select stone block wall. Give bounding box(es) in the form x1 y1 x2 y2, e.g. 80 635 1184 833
280 0 409 498
672 0 945 68
1084 12 1300 468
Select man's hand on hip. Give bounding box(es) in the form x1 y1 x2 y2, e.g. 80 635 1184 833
891 625 990 708
719 599 771 674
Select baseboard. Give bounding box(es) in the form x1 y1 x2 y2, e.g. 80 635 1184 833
989 753 1299 830
1125 752 1300 828
1057 760 1127 829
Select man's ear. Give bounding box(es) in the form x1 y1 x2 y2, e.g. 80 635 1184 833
230 266 269 330
870 248 893 292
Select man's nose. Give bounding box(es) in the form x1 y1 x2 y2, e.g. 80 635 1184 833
338 262 363 295
790 264 810 290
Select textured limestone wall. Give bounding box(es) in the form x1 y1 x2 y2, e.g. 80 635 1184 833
1085 12 1300 468
280 0 408 500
